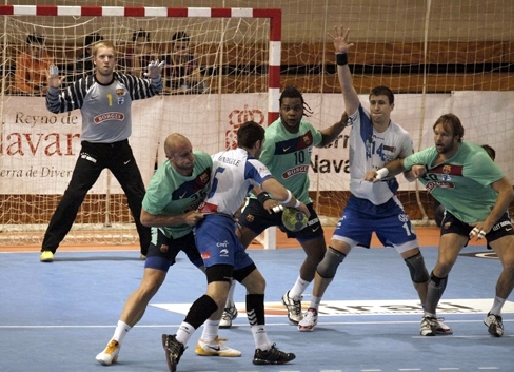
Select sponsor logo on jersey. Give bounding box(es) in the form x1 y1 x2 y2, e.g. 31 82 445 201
425 180 455 193
382 144 397 152
246 214 255 222
94 112 124 123
281 165 309 179
160 244 169 253
201 252 211 260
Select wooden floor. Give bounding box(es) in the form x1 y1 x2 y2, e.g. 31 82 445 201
0 227 487 252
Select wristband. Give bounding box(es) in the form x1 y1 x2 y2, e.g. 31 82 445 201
294 199 301 208
336 53 348 66
257 192 272 205
279 190 293 204
375 168 389 180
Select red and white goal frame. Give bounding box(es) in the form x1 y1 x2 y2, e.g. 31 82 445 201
0 5 282 123
0 5 281 249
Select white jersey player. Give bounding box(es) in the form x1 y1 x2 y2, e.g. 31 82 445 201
161 121 309 371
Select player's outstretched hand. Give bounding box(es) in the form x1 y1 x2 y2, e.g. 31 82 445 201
47 65 65 89
328 25 354 54
145 59 164 79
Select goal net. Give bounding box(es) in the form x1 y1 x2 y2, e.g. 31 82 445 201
1 1 513 248
0 4 280 246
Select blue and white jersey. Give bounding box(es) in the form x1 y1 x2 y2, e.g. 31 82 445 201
199 148 273 216
348 104 413 205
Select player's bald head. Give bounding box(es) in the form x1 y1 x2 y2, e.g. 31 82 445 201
164 133 192 158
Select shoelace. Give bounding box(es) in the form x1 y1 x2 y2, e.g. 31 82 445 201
105 340 118 353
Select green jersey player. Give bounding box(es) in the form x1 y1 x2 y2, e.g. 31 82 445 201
369 113 514 337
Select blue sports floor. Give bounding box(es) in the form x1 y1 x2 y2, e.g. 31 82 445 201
1 243 513 372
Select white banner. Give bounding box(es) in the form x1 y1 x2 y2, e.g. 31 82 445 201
1 92 512 195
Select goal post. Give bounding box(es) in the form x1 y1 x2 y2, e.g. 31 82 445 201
0 5 280 247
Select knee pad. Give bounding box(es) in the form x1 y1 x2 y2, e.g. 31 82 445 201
405 252 430 283
184 294 218 329
316 247 346 279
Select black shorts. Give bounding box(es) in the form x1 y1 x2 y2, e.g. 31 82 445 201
237 198 323 242
144 230 203 272
441 211 514 246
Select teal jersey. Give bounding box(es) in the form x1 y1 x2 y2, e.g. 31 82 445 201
257 118 322 203
404 142 504 223
142 151 212 238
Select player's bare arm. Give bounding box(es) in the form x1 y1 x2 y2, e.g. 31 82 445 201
140 209 203 228
328 25 359 116
318 112 349 147
365 158 407 182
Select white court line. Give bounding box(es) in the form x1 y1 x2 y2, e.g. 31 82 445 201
1 319 512 331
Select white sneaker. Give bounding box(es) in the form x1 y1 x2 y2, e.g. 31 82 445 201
298 308 318 331
219 305 238 329
96 339 120 366
435 317 453 335
195 337 241 357
484 312 504 337
281 291 302 324
419 315 437 336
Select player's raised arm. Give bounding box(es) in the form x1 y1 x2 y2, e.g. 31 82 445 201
328 25 359 116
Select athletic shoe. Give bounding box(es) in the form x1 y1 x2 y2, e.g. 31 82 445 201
252 343 296 365
281 291 302 324
435 317 453 334
419 315 437 336
484 312 504 337
219 305 238 329
95 339 120 366
162 334 185 372
40 251 54 262
195 336 241 357
297 308 318 332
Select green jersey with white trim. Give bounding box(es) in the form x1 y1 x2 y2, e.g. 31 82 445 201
404 142 504 223
257 118 322 203
142 151 212 239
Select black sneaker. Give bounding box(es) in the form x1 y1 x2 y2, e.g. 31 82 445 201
162 334 185 372
253 343 296 365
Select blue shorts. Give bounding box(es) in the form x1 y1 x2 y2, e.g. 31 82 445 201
238 198 323 242
195 214 254 270
332 194 419 253
144 229 203 272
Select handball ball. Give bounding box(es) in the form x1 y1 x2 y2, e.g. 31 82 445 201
281 208 309 232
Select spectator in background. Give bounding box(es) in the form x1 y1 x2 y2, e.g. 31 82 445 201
75 33 104 78
161 31 206 94
15 34 53 96
125 30 153 77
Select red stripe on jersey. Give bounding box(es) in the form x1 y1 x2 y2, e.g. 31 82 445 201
430 164 464 176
